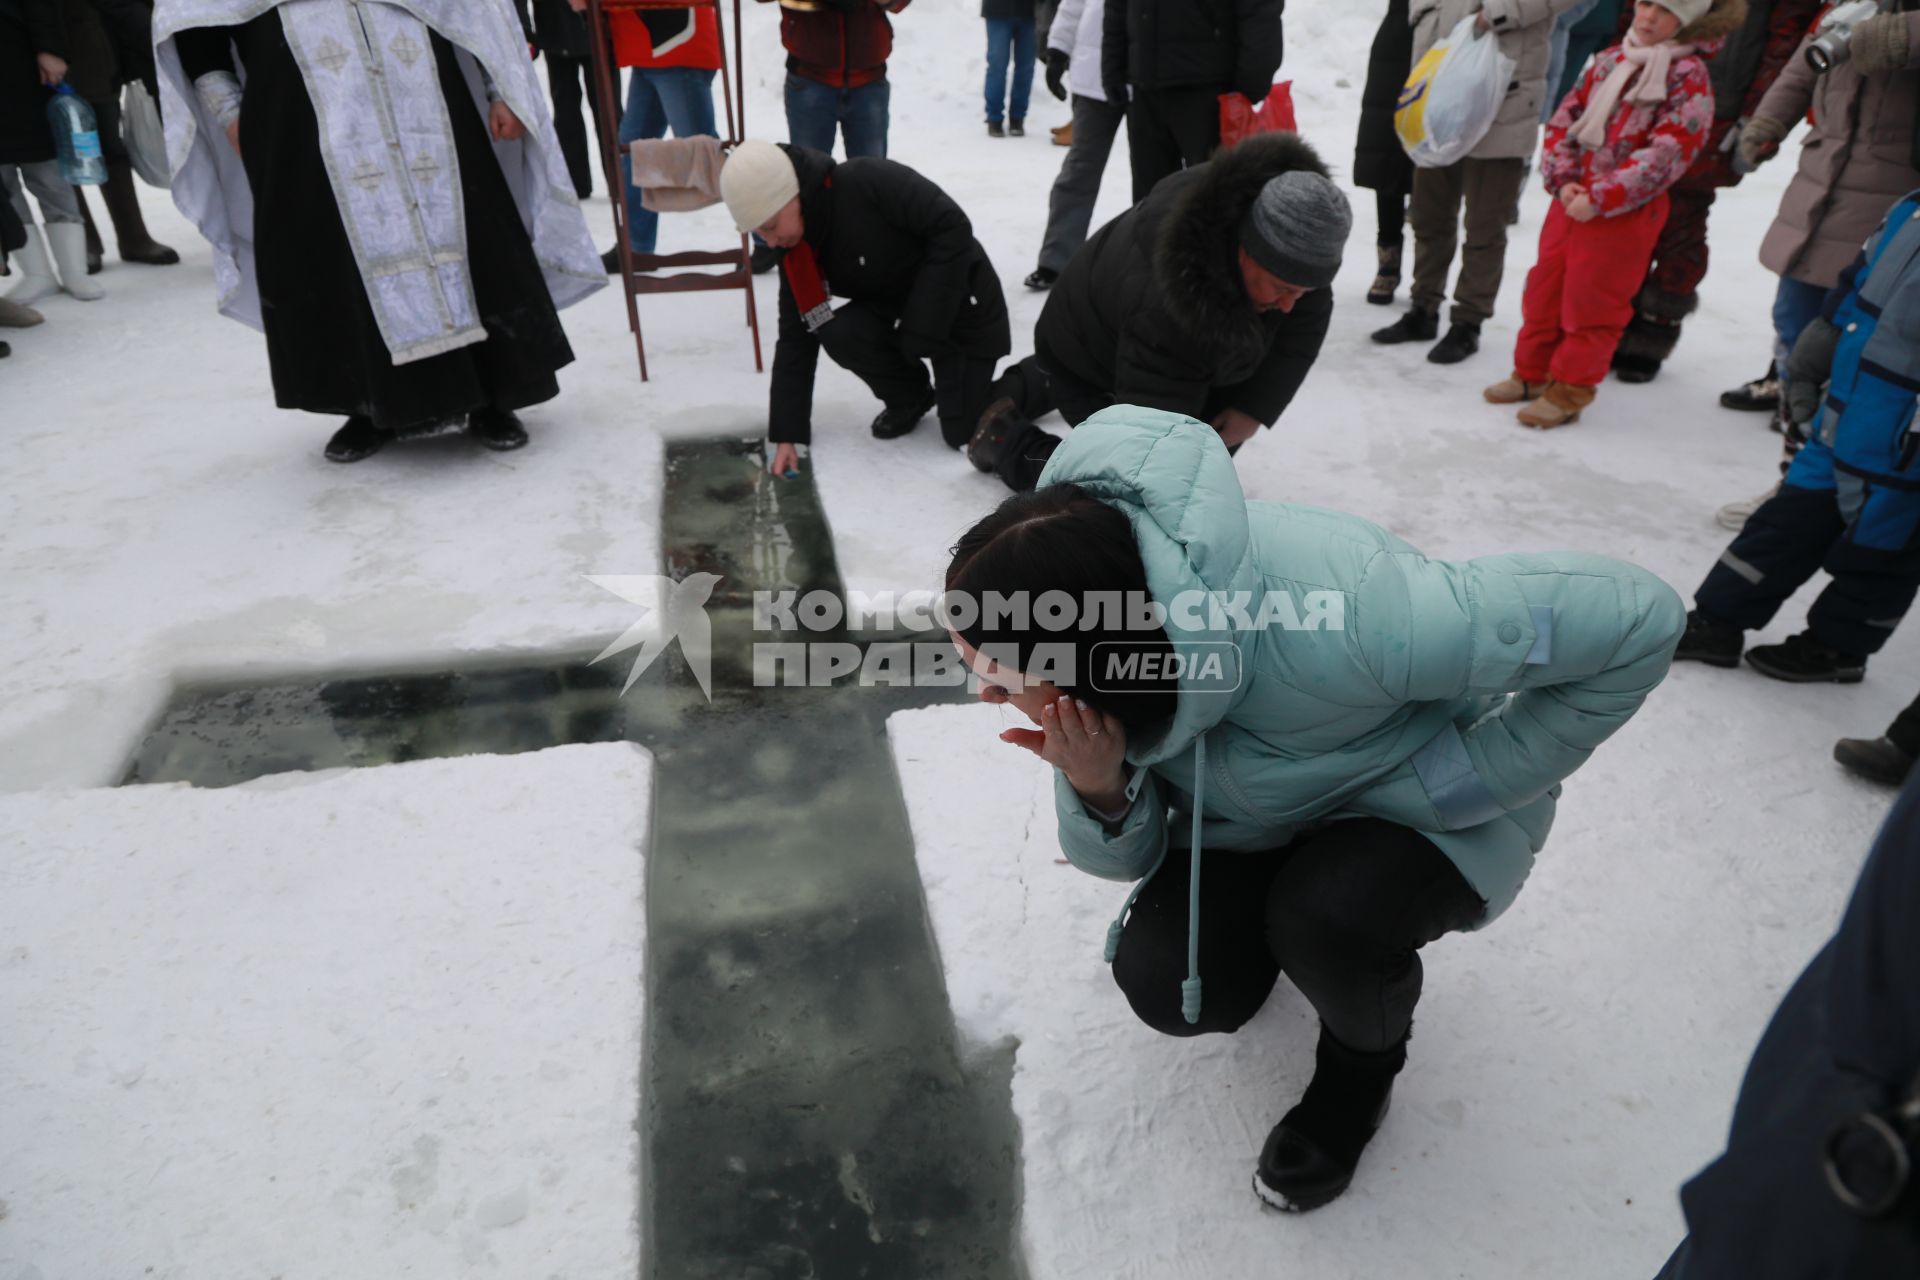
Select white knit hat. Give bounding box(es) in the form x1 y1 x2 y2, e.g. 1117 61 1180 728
1649 0 1712 25
720 141 800 234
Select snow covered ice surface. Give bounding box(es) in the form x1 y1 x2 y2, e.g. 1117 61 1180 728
0 745 650 1278
0 0 1914 1276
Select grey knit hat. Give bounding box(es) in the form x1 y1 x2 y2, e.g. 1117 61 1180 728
1237 170 1352 291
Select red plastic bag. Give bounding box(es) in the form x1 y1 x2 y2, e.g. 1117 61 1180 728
1218 81 1297 150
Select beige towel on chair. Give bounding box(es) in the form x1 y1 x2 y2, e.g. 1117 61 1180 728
631 136 729 213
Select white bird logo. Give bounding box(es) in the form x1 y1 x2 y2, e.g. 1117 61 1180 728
585 572 724 700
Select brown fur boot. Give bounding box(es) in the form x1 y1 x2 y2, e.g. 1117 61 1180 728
1516 381 1596 428
1483 375 1546 405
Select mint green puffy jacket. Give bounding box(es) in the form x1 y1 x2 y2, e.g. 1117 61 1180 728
1039 409 1685 1023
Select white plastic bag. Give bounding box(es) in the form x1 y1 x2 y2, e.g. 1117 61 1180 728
122 81 171 189
1396 15 1516 169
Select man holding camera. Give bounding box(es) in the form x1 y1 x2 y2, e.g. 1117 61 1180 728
1734 0 1920 443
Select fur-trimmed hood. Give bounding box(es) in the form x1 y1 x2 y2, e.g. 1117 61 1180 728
1676 0 1749 46
1152 132 1336 350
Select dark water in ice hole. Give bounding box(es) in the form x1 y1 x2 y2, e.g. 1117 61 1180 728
122 440 1024 1280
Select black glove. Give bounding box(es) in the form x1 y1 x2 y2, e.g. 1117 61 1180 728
1783 316 1842 427
1045 48 1070 101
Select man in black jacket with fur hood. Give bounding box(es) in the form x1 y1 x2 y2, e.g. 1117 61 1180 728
969 132 1349 492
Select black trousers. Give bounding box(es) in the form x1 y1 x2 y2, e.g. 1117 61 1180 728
817 301 997 446
545 52 611 200
1127 85 1221 204
1696 483 1920 658
1110 818 1486 1053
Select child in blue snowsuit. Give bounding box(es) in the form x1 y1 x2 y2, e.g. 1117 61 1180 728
1676 189 1920 683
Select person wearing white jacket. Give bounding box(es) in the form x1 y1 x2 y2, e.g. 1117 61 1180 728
1024 0 1122 290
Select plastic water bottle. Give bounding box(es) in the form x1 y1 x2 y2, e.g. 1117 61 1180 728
49 84 108 186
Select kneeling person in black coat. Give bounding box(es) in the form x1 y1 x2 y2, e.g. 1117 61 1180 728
969 132 1350 492
720 140 1011 477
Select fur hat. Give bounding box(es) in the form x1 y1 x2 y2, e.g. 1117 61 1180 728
720 141 799 234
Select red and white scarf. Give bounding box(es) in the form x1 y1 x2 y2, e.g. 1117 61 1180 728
1573 30 1696 150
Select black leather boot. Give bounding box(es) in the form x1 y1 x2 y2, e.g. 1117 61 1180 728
102 160 180 265
469 407 530 451
1370 305 1438 345
1745 631 1866 684
1426 322 1481 364
324 415 392 463
1674 608 1744 668
1254 1025 1408 1213
1834 735 1916 786
870 386 936 439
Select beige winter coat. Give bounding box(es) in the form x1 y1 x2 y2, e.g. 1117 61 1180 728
1754 12 1920 287
1410 0 1587 160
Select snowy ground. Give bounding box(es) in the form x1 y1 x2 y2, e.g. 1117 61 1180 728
1 0 1912 1275
0 745 650 1278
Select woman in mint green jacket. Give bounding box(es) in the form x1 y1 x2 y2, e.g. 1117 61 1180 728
945 407 1684 1212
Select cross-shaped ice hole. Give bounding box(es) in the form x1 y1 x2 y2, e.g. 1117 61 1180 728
121 440 1024 1279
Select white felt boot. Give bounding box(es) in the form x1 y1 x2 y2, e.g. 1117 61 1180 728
46 221 105 301
4 225 59 307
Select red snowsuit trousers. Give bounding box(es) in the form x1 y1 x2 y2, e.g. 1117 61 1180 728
1513 194 1669 388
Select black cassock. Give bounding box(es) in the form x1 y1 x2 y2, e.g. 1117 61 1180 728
177 18 574 431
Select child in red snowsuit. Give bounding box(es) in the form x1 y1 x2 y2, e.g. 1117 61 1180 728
1485 0 1723 427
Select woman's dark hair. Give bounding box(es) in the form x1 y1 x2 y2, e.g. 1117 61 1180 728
946 484 1178 733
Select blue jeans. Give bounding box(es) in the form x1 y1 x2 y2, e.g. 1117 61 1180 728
1771 274 1829 379
618 66 718 253
784 74 890 159
983 17 1036 125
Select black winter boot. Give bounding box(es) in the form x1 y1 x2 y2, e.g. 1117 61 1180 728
469 407 530 451
1612 284 1694 384
1366 242 1401 306
1024 266 1058 291
1426 322 1481 365
986 120 1006 138
870 385 937 439
1673 609 1743 668
1371 306 1438 345
324 415 393 463
1254 1026 1407 1213
1835 735 1916 786
101 160 180 265
1010 118 1026 137
1745 632 1866 684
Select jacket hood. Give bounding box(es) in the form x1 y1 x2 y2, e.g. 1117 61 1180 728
1036 406 1259 767
1154 131 1334 344
1677 0 1747 45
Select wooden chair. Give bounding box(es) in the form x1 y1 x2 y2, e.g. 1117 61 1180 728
583 0 763 381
